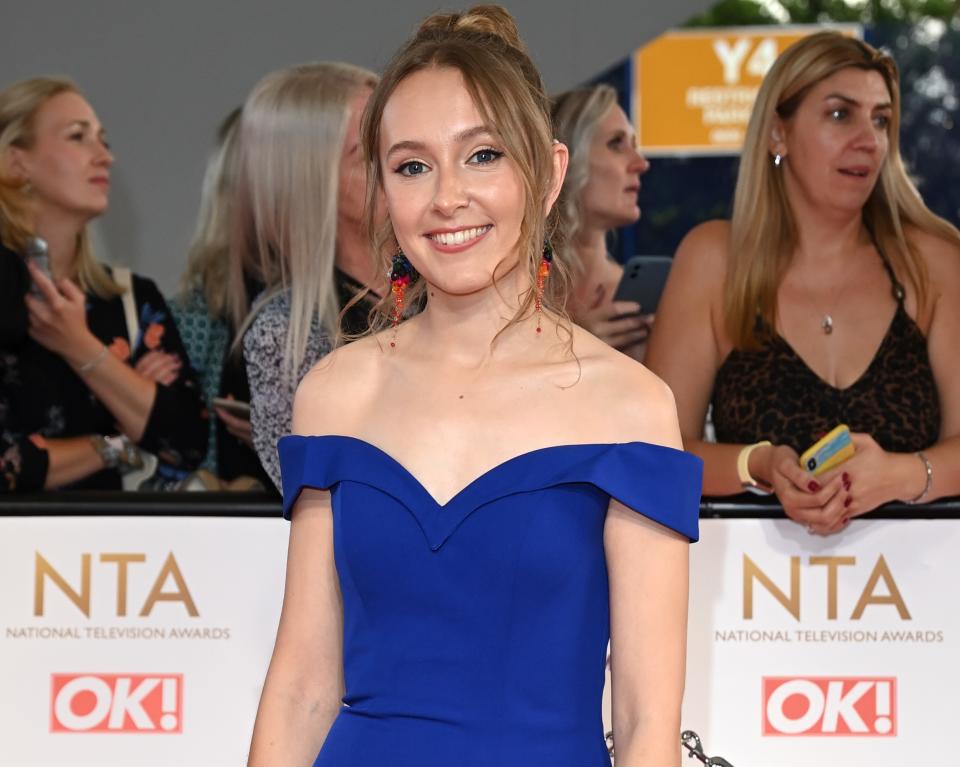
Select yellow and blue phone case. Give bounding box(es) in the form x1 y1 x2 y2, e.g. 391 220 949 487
799 424 855 475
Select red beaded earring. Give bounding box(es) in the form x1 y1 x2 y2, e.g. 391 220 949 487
388 250 416 348
535 240 554 334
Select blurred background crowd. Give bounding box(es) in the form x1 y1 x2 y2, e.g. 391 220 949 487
1 0 958 534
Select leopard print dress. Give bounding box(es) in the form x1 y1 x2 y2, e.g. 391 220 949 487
711 267 940 455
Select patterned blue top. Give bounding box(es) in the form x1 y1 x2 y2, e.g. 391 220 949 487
279 435 702 767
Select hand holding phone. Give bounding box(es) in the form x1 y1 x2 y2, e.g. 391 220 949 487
799 424 855 476
24 237 51 296
612 255 673 314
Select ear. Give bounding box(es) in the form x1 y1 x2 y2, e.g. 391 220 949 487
768 116 787 160
2 146 30 184
543 139 569 216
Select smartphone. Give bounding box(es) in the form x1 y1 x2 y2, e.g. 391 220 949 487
212 397 251 417
24 237 51 295
612 255 672 313
799 424 855 476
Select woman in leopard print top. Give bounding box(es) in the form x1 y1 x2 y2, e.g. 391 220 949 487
646 33 960 534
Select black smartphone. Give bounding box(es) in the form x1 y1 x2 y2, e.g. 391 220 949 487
612 255 673 313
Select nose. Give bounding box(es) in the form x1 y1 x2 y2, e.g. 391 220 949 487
853 117 881 153
431 167 469 217
628 147 650 176
95 140 114 167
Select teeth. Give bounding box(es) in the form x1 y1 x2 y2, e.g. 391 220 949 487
431 226 489 246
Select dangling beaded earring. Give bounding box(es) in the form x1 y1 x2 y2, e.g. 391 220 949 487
388 250 416 348
535 240 553 334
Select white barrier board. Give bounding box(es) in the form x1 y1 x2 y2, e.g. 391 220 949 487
680 517 955 766
0 516 289 767
2 515 953 766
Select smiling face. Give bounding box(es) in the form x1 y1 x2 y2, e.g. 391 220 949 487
775 67 892 215
12 91 113 222
579 103 649 231
379 66 527 297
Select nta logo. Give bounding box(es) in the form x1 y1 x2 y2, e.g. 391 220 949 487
34 552 198 617
743 554 910 621
763 677 896 737
51 673 183 733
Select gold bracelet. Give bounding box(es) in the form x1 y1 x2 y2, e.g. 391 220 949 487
737 440 773 495
905 451 933 505
77 344 109 374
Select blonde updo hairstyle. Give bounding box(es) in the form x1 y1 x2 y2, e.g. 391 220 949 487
727 31 960 348
551 84 618 272
359 4 570 336
0 76 120 298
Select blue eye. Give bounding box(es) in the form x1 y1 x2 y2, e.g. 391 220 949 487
829 108 848 121
469 148 503 165
397 160 427 177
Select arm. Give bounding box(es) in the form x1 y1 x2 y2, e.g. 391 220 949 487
644 223 840 529
26 264 157 441
247 488 344 766
606 505 689 767
248 376 345 766
644 222 736 492
604 382 687 767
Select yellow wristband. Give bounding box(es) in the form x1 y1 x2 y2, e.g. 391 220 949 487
737 440 772 494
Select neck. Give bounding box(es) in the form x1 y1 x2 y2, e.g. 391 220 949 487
784 176 870 271
406 265 540 368
573 224 609 273
335 221 382 295
33 209 84 280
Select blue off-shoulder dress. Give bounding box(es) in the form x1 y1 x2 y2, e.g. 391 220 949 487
278 435 702 767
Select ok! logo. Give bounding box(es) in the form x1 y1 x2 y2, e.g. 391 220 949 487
762 677 896 737
50 674 182 734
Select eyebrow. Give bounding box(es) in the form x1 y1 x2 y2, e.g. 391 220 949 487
823 93 892 110
65 119 108 136
386 125 495 159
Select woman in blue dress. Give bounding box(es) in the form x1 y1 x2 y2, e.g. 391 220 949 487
248 6 702 767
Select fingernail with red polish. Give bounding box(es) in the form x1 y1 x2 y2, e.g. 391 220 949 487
844 496 852 507
808 480 820 492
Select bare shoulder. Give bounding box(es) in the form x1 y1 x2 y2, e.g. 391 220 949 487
291 333 389 436
571 328 682 450
673 218 730 275
906 225 960 292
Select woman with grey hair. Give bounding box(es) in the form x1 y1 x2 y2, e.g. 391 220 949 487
232 62 380 488
552 84 652 360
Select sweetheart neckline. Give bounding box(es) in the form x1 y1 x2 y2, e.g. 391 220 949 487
279 434 685 510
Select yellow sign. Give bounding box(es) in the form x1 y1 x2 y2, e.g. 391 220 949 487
633 25 862 155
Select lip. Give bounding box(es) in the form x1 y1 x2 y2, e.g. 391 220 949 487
837 166 872 179
624 185 640 194
424 225 492 253
89 177 110 187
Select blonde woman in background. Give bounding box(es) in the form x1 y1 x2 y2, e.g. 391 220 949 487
646 32 960 533
552 84 652 360
171 107 270 486
234 63 380 488
0 77 205 491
